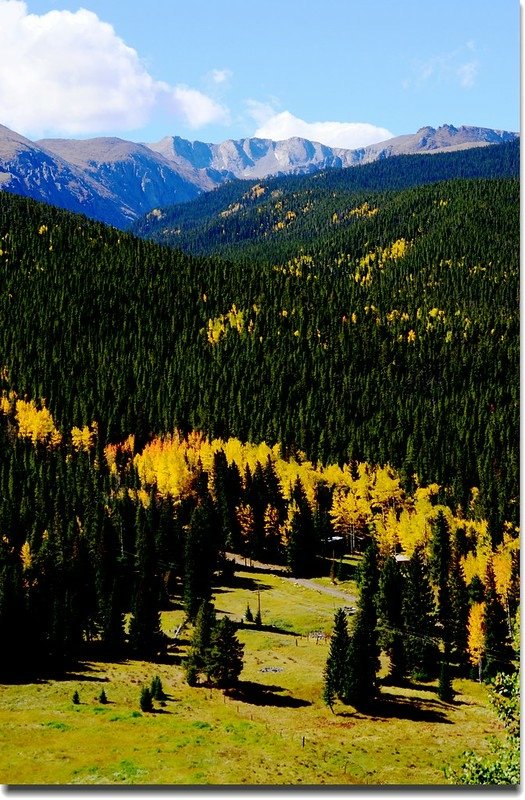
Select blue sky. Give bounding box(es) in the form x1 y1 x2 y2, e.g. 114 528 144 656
0 0 519 147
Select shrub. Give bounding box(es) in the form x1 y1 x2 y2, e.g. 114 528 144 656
139 686 153 712
151 676 166 701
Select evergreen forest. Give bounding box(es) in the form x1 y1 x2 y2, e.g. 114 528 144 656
0 144 519 784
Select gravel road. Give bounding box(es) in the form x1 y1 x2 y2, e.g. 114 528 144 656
225 552 357 604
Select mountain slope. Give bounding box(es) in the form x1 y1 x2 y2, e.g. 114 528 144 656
38 136 203 220
342 123 518 164
0 123 130 227
0 122 518 227
133 139 520 260
0 176 518 531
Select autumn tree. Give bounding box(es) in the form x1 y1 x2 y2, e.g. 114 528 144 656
467 602 485 682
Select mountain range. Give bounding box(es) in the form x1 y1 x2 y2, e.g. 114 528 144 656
0 122 518 228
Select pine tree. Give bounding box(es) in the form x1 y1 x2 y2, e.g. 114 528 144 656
128 503 164 658
343 541 380 708
402 546 439 680
378 556 407 684
483 562 514 680
205 617 244 687
323 608 350 711
449 554 470 671
95 512 125 656
183 498 217 619
139 686 153 712
438 652 454 702
151 675 166 700
287 477 317 577
185 601 217 685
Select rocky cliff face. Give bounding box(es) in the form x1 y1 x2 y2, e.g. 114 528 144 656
338 124 518 166
0 122 518 227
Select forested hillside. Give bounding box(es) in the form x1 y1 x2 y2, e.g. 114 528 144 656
0 166 518 687
0 174 518 531
133 140 519 259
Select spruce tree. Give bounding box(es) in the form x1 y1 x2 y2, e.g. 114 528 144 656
483 562 514 680
343 541 380 709
183 498 217 619
448 554 470 672
185 601 217 685
128 504 163 658
205 617 244 687
402 546 439 680
151 675 166 700
139 686 153 712
287 478 317 577
378 556 407 685
438 651 454 701
323 608 350 711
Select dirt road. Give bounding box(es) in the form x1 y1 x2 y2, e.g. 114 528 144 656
225 552 357 605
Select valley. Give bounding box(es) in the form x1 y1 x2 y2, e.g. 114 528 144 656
0 135 519 787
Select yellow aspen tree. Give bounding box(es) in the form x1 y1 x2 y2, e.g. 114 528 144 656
370 465 404 512
71 424 96 452
15 399 62 448
374 507 399 557
468 602 485 682
236 503 255 561
330 488 369 552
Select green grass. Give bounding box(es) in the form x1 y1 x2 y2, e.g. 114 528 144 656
0 567 502 785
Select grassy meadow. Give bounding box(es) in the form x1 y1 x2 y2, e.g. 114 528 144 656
0 565 501 785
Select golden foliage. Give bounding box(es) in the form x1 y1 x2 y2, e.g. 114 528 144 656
15 399 62 448
71 422 97 452
128 429 518 577
206 304 245 344
467 602 485 668
20 541 32 570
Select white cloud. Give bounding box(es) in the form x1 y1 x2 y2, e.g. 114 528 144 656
246 98 280 127
0 0 230 136
170 85 230 129
253 111 393 149
457 61 478 89
210 68 232 85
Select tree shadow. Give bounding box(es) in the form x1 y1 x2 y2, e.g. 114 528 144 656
381 676 439 694
341 692 454 723
237 622 300 637
228 560 289 578
225 680 311 708
213 575 273 593
58 671 109 683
